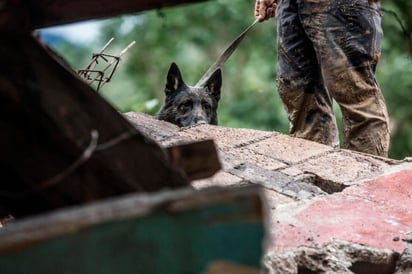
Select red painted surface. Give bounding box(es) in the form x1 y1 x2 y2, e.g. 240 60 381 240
271 170 412 252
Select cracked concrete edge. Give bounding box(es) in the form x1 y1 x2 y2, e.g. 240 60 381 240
125 113 364 198
336 150 412 185
338 157 412 189
262 240 400 274
394 232 412 274
277 149 403 194
382 160 412 175
278 149 389 187
179 125 276 150
226 161 327 200
124 111 412 202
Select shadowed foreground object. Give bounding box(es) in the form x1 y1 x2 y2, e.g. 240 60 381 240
0 0 209 31
0 1 263 273
0 33 193 217
0 186 265 274
0 0 217 218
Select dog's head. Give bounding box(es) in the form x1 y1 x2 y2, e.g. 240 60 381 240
157 62 222 127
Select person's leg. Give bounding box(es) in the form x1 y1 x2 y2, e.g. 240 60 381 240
276 0 339 147
300 0 390 156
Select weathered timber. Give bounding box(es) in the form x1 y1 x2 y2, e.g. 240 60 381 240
0 185 265 274
0 0 209 32
167 139 221 181
0 33 190 218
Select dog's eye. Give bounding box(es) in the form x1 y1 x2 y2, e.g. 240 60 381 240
179 101 193 112
202 101 212 112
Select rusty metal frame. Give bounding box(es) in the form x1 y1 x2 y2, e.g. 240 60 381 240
78 38 136 92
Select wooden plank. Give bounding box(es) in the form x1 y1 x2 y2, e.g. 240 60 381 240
124 113 222 180
0 0 209 32
0 33 189 218
167 139 221 181
0 186 265 274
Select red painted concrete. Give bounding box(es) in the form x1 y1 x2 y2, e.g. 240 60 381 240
271 170 412 253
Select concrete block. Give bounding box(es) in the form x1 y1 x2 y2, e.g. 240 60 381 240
249 134 333 164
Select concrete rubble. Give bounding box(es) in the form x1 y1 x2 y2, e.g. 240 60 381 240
263 240 399 274
125 112 412 274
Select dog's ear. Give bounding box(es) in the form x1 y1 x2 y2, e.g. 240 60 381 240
165 62 185 94
205 69 222 101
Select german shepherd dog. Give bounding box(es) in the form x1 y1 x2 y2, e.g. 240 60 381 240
156 63 222 127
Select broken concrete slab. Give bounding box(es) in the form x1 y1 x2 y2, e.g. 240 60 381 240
263 240 399 274
270 170 412 253
394 233 412 274
250 134 334 164
180 125 275 150
124 112 407 205
280 150 392 193
226 161 326 200
124 112 412 273
222 147 287 171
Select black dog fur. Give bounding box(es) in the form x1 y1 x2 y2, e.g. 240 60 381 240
156 63 222 127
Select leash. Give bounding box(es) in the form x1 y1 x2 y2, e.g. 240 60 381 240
195 19 259 87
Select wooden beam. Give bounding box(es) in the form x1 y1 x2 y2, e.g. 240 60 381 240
0 0 210 32
0 33 190 217
0 186 265 274
167 139 221 181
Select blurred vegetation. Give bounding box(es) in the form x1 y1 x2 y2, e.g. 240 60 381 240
45 0 412 159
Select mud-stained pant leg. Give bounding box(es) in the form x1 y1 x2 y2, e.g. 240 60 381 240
300 0 390 156
276 0 339 147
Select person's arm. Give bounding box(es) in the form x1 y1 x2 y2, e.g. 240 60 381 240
254 0 278 22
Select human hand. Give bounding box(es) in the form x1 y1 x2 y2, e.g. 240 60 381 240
254 0 278 22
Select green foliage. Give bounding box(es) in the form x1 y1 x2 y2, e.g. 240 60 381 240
49 0 412 159
377 54 412 158
379 1 412 158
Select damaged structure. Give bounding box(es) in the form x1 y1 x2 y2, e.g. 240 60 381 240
125 112 412 274
1 0 412 273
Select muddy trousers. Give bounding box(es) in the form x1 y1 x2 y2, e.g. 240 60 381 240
276 0 390 157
